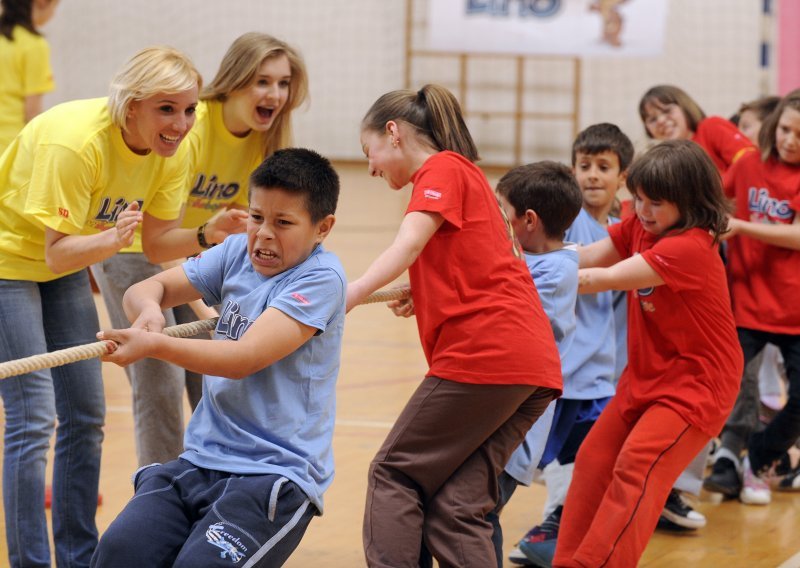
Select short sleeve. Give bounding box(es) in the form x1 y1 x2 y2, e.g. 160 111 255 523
182 242 228 306
22 37 54 96
608 214 636 260
642 231 711 292
270 265 346 333
24 144 97 234
407 156 464 229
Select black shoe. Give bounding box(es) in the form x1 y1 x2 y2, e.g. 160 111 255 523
658 489 706 530
703 456 741 496
778 465 800 491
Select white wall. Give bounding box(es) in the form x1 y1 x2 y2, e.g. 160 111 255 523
41 0 773 165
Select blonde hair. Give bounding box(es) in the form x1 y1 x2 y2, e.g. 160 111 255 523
201 32 309 158
108 46 202 130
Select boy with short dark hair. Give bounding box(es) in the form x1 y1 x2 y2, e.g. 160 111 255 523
91 148 346 568
491 160 583 567
506 124 634 567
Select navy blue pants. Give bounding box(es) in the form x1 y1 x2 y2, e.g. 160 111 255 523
91 459 317 567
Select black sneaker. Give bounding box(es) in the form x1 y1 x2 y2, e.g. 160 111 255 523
658 489 706 530
703 456 741 497
778 465 800 491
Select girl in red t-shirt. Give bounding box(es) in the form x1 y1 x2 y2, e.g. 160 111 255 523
714 89 800 503
553 140 743 568
347 84 563 567
638 84 755 175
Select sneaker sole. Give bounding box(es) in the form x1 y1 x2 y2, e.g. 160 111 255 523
659 509 706 529
739 492 771 505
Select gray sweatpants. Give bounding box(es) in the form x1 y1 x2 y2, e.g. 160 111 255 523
92 253 204 466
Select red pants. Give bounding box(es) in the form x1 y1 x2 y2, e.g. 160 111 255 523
553 397 709 567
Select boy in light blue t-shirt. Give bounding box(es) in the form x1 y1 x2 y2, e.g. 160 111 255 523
505 124 636 568
492 160 584 568
91 148 346 568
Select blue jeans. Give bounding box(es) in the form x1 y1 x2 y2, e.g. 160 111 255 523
0 271 105 567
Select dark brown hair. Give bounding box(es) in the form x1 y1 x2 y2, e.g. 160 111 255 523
496 161 582 239
627 140 730 243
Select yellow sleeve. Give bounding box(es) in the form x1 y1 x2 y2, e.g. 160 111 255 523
22 36 54 96
24 143 97 234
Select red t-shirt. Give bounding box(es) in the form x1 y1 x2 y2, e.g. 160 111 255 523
725 151 800 333
406 151 562 389
692 116 754 175
609 216 742 436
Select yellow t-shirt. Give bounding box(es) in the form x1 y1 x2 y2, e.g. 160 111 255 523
0 97 188 282
180 99 264 228
0 26 54 154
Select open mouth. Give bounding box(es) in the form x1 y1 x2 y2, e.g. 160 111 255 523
160 133 180 144
256 106 275 120
254 249 279 265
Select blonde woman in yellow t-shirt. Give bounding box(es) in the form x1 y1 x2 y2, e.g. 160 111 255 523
0 0 59 154
0 46 214 567
92 32 309 468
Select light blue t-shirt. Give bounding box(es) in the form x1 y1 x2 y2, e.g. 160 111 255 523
180 233 346 513
505 244 579 485
562 208 626 398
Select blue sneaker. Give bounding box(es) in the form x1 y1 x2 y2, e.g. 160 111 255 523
516 506 562 568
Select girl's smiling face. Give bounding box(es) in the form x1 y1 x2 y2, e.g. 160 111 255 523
775 107 800 165
633 191 681 235
360 127 413 190
643 101 691 141
123 87 198 157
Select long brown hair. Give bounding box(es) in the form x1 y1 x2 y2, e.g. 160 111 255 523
201 32 309 159
361 84 479 162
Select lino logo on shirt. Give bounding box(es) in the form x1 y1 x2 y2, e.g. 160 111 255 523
423 188 442 200
216 300 254 340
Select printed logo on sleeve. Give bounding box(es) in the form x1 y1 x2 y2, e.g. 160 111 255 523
291 292 310 305
423 188 442 200
58 207 70 218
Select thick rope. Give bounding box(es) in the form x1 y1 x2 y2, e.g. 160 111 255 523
0 287 411 380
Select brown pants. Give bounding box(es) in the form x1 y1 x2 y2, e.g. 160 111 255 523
363 377 556 568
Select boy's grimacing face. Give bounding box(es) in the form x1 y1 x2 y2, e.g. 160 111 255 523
573 151 624 211
246 187 334 277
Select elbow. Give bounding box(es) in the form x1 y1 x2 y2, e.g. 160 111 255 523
142 242 170 265
44 250 71 275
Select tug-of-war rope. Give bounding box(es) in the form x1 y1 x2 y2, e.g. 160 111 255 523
0 287 411 381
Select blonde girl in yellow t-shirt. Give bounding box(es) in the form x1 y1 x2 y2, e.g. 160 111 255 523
0 46 204 567
92 33 310 466
0 0 59 154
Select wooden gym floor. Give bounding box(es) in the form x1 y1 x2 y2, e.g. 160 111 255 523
1 162 799 567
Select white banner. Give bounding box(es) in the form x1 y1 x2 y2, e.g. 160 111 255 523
427 0 669 57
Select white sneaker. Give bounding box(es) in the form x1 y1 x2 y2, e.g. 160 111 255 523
740 456 771 505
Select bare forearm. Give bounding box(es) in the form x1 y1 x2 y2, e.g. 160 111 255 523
143 227 205 264
148 335 265 379
734 219 800 250
45 230 125 274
